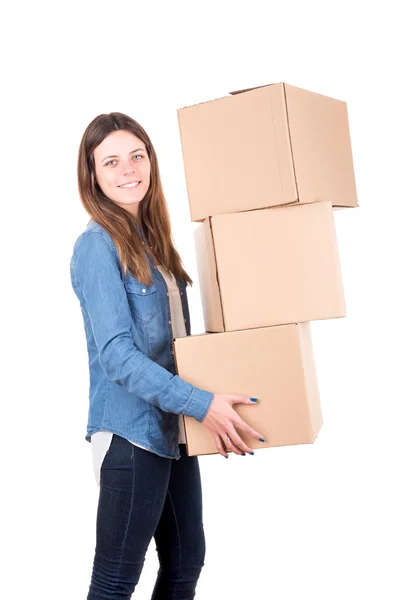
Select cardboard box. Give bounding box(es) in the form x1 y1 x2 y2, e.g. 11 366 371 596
174 322 323 456
194 200 346 332
177 82 358 222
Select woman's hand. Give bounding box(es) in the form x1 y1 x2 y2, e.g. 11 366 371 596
201 394 266 458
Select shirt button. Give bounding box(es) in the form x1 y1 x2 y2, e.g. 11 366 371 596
184 318 186 322
141 289 146 294
168 320 171 324
171 350 174 356
166 292 169 296
180 291 183 295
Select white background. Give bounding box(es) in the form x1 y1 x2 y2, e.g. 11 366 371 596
2 1 399 598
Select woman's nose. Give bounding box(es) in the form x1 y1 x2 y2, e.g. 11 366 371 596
121 162 136 175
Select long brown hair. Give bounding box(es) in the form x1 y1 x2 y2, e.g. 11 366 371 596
77 112 193 288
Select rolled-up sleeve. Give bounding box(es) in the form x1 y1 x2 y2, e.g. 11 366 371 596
70 231 214 422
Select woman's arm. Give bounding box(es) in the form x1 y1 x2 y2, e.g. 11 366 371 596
70 231 213 422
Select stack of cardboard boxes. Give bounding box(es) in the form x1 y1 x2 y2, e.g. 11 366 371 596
173 82 358 456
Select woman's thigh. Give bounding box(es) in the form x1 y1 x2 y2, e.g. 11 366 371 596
88 434 172 599
152 444 206 594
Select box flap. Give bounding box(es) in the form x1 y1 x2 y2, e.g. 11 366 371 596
193 218 225 332
229 82 281 95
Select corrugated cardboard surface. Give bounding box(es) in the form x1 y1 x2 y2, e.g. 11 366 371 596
194 200 346 332
173 322 323 456
284 83 358 208
193 218 224 331
177 82 358 221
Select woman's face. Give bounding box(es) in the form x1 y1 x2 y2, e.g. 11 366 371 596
93 130 151 218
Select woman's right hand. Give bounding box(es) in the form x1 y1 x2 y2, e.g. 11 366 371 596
201 393 266 458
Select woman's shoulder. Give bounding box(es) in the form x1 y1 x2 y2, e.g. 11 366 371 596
72 220 118 261
84 219 108 237
76 220 114 244
85 219 104 232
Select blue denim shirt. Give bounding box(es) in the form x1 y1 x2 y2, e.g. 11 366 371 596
69 219 214 459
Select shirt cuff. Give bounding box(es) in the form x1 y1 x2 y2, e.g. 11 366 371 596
183 388 215 422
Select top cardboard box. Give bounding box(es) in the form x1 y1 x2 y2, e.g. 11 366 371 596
177 82 359 222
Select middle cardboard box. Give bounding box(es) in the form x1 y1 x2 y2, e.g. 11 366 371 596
195 199 346 332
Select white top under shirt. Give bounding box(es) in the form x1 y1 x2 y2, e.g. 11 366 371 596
91 264 187 486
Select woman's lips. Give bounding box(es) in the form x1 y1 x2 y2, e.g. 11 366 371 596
118 181 141 189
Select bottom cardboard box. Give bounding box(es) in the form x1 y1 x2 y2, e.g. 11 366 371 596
173 322 323 456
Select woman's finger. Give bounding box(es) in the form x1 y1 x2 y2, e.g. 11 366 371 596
213 433 229 458
233 415 266 443
222 432 247 456
225 423 254 455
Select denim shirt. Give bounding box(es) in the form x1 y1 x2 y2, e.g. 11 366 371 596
69 219 214 460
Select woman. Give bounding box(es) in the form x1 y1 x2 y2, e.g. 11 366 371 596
70 112 265 599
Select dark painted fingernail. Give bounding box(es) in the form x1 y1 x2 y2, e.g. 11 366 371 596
259 437 265 442
225 455 229 459
241 453 246 456
249 451 255 455
250 397 258 402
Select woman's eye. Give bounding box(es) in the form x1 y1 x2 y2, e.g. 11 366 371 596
105 155 143 167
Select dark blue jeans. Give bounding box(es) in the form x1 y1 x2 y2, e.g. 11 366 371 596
87 434 206 599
